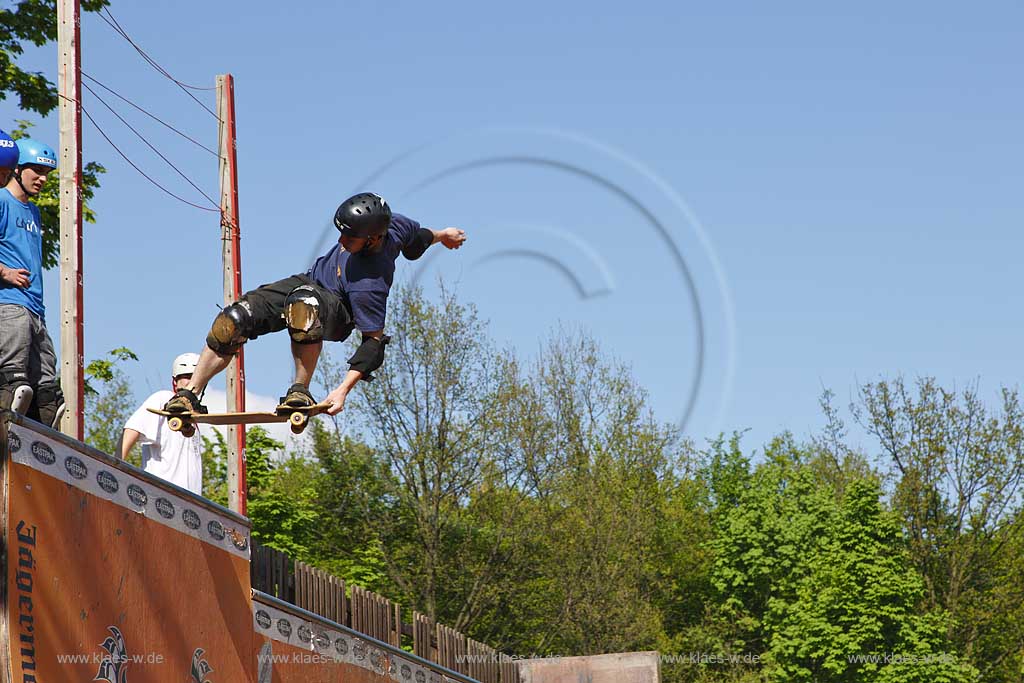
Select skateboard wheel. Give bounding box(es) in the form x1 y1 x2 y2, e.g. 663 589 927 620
182 424 196 438
168 416 184 432
289 412 308 434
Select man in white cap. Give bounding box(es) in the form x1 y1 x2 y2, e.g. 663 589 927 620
121 353 204 494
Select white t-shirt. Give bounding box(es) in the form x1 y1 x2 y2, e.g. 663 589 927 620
124 390 203 495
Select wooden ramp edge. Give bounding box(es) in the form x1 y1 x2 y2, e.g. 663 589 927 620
252 591 480 683
1 411 253 682
1 412 485 683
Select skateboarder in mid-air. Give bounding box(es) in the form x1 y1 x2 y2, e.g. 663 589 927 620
162 193 466 417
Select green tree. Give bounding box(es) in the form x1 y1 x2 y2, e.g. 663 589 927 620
507 331 686 656
336 284 513 622
703 441 975 683
854 377 1024 678
202 426 318 558
310 286 697 664
304 419 391 590
83 346 137 460
0 0 110 115
765 479 975 683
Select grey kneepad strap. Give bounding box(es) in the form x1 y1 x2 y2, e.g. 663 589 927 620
347 335 391 381
207 301 253 355
284 285 324 344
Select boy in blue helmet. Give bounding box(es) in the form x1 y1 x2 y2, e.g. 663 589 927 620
0 130 18 186
163 193 467 417
0 137 64 426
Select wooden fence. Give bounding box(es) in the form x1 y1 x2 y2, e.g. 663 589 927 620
251 542 520 683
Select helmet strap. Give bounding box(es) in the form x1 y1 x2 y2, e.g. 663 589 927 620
13 168 37 198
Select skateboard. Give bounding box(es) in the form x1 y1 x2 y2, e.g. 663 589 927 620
147 402 332 437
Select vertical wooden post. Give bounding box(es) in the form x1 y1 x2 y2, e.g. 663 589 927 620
216 74 246 514
57 0 83 439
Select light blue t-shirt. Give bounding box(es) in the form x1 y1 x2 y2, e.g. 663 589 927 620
0 188 45 317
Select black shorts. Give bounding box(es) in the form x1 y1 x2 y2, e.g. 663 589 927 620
240 274 354 342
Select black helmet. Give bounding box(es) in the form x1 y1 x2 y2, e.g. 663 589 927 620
334 193 391 238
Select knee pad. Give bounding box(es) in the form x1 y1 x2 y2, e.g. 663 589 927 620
11 385 33 414
347 335 391 381
206 301 253 355
284 285 325 344
0 370 32 414
34 382 64 428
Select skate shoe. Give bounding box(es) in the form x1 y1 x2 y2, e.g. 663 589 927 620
162 388 208 415
278 383 316 411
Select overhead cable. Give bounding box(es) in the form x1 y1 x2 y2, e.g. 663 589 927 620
81 104 219 213
82 71 218 157
97 8 219 119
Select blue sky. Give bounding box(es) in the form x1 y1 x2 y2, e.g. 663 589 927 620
3 1 1021 452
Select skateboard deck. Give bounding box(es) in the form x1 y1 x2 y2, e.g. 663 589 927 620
147 402 332 436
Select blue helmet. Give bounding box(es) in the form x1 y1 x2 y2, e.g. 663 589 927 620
16 138 57 170
0 130 18 169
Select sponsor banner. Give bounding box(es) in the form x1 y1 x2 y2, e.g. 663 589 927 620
7 425 250 559
5 429 254 681
252 600 457 683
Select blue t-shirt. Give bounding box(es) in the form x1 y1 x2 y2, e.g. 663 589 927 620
307 213 421 333
0 188 45 317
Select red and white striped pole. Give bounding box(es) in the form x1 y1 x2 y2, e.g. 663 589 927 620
217 74 246 515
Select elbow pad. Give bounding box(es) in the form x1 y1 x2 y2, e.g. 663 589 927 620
348 335 391 381
401 228 434 261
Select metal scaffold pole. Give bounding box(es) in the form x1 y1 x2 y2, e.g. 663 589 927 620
216 74 246 515
57 0 84 439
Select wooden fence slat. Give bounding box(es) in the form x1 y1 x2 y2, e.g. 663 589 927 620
342 577 348 626
337 576 345 624
321 572 330 621
413 611 430 659
315 567 324 617
373 592 380 641
392 601 401 647
272 548 281 598
322 570 330 620
356 586 362 633
267 548 273 594
274 550 282 599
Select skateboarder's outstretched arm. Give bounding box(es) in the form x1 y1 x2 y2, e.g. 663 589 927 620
433 227 467 249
